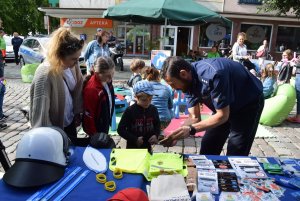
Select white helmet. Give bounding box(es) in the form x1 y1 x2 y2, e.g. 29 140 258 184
3 127 70 188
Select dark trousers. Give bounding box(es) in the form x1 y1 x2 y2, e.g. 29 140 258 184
13 49 19 64
64 120 90 147
200 94 264 156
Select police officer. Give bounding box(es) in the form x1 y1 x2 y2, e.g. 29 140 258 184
160 57 264 156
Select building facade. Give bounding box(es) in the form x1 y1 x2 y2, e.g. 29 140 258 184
39 0 299 60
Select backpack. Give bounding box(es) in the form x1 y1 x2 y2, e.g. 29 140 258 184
278 62 293 84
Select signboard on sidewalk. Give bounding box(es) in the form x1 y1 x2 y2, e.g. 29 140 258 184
151 50 171 70
60 18 113 28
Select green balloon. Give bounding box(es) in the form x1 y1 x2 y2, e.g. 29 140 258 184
260 84 296 126
21 63 39 83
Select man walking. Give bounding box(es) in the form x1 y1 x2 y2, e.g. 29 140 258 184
160 57 264 156
0 29 6 66
11 32 23 65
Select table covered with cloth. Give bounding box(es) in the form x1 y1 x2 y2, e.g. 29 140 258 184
0 148 299 200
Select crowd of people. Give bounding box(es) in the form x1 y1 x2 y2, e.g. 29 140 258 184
9 26 293 157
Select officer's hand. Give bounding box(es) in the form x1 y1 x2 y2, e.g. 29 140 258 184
136 137 144 147
160 126 190 147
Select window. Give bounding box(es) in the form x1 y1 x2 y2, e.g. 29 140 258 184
238 0 262 5
199 24 231 48
22 39 34 48
276 26 300 53
240 24 272 51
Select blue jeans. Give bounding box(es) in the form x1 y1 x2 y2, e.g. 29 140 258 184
296 75 300 115
0 83 6 117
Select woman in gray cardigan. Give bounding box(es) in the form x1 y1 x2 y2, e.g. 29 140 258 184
30 27 85 145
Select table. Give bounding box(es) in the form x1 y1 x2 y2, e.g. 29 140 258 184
0 149 298 200
0 148 145 201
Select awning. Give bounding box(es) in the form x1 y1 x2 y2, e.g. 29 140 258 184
38 7 106 18
103 0 231 27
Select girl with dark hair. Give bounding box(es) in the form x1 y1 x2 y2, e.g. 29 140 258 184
144 66 173 129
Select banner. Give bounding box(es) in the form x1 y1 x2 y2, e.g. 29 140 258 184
60 18 113 28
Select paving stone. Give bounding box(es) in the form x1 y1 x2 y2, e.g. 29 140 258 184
254 139 268 145
153 145 168 153
3 140 15 148
278 138 292 143
183 146 197 154
289 137 300 143
184 137 195 147
274 148 293 156
0 131 20 141
267 141 286 148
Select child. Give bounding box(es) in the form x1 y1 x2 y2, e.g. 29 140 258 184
83 57 115 138
118 80 160 153
261 63 276 99
127 59 145 87
0 50 7 129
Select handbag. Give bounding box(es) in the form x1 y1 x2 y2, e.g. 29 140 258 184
256 50 264 57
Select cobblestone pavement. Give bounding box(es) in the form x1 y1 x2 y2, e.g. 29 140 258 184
1 59 300 172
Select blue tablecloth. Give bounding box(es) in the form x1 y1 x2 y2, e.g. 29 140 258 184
0 148 145 201
0 149 298 200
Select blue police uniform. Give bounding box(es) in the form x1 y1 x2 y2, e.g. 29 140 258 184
186 58 264 156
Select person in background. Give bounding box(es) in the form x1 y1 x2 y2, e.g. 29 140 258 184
207 46 220 58
261 63 276 99
0 50 8 129
232 32 256 75
11 32 23 65
159 57 264 156
0 30 6 66
256 40 269 70
143 66 173 129
118 80 160 153
82 57 115 136
107 31 117 47
276 49 294 84
84 30 110 75
127 59 145 87
95 28 102 39
29 27 84 145
286 54 300 123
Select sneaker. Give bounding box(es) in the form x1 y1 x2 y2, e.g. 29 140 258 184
287 116 300 123
0 123 7 129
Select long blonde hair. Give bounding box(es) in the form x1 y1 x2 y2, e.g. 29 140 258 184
47 27 84 74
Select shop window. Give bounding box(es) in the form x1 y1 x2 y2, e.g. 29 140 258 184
276 26 300 53
240 24 272 51
199 24 231 48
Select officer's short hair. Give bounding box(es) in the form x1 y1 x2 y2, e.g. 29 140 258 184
160 56 192 79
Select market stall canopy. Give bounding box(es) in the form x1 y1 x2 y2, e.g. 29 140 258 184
103 0 231 26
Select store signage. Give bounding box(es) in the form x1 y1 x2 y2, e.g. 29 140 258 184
206 24 226 42
60 18 113 28
246 26 265 43
151 50 171 70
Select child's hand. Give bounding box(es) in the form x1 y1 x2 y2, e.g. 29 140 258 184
136 136 144 147
148 135 158 145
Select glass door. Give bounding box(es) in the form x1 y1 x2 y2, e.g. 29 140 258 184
161 26 177 56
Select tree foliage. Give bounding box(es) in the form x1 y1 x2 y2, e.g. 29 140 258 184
0 0 59 36
259 0 300 18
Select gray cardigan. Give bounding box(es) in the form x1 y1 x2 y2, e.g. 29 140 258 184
30 62 83 129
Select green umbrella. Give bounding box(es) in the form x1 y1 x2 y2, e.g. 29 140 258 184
103 0 231 26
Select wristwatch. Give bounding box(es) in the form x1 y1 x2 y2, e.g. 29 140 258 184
189 125 196 136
